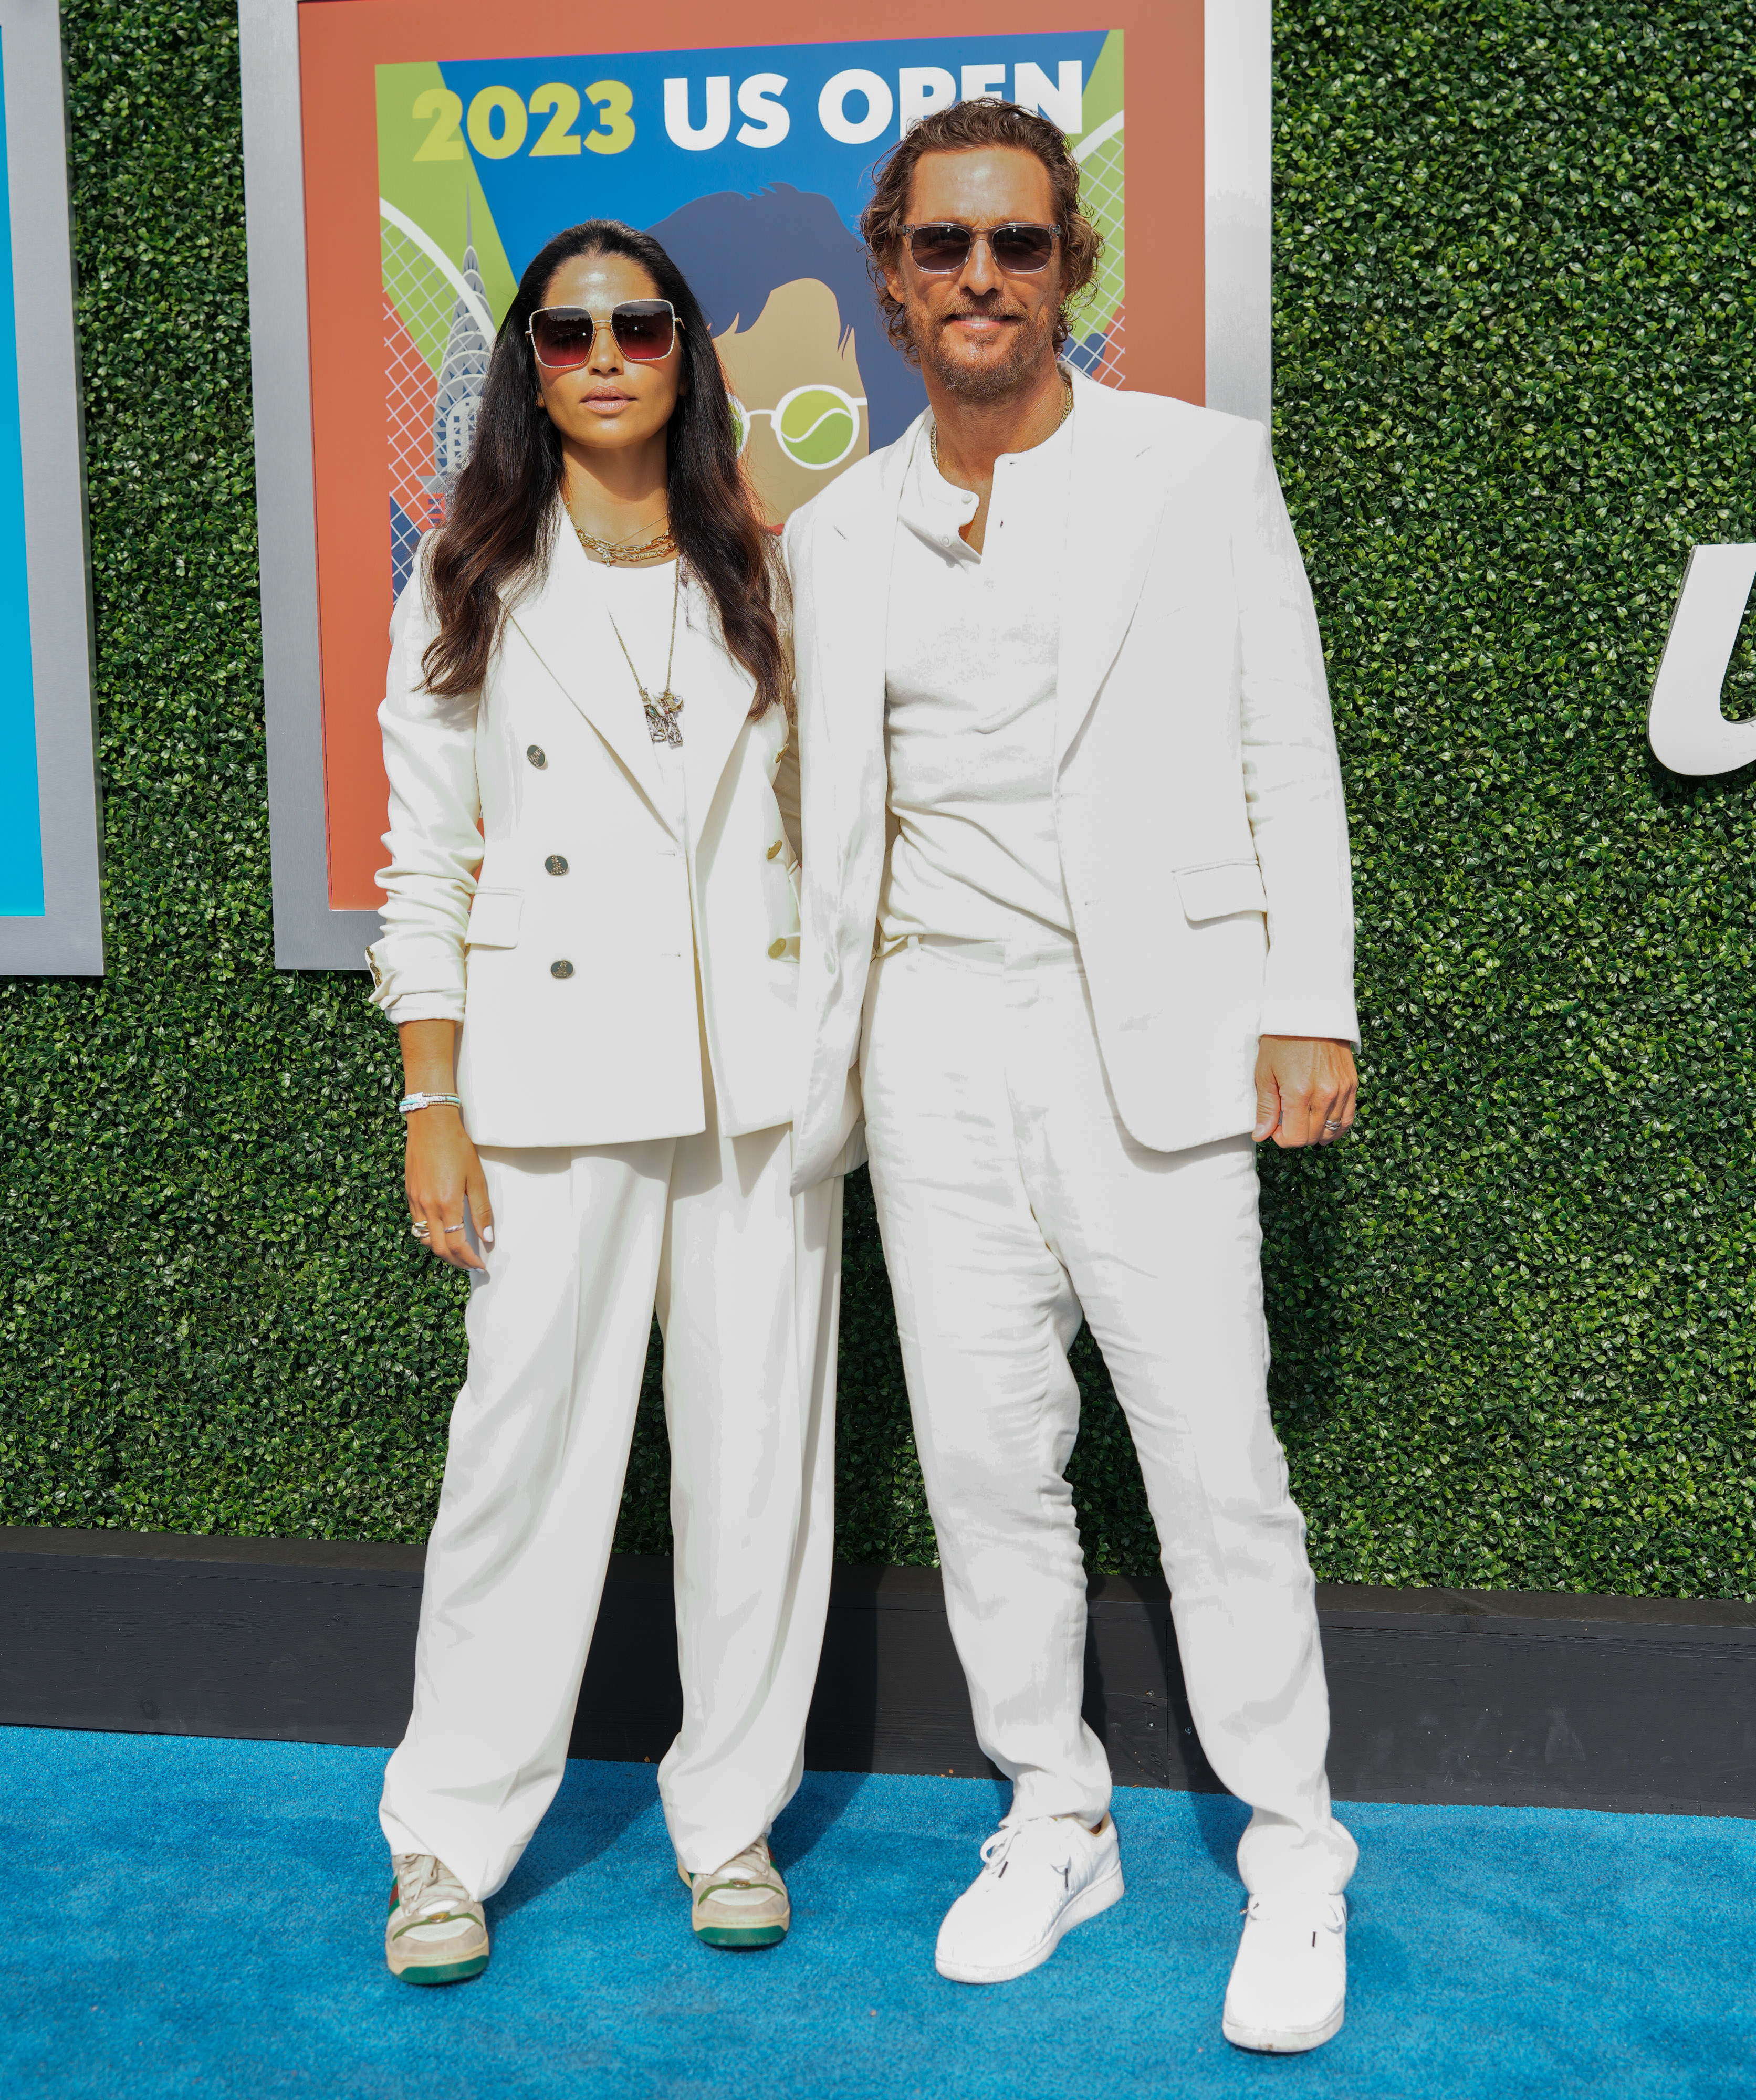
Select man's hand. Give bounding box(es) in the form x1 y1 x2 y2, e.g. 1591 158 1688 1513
1252 1037 1357 1149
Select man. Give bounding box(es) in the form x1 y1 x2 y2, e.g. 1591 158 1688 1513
783 100 1360 2054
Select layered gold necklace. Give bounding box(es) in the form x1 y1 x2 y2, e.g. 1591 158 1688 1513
569 509 677 566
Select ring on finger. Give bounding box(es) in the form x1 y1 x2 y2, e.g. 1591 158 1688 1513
410 1223 431 1240
1323 1119 1345 1131
443 1222 467 1234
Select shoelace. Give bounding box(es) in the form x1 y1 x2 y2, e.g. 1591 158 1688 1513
1242 1893 1347 1944
396 1854 472 1922
698 1840 772 1889
978 1817 1077 1884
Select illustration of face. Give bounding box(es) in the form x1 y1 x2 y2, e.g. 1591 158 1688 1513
714 278 868 523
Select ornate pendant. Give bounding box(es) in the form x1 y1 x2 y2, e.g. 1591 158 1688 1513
643 688 684 747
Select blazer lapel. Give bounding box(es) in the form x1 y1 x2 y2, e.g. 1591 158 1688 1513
1054 374 1169 768
812 416 923 853
676 574 760 835
507 516 669 820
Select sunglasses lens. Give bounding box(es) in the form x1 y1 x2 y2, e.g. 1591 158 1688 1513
612 302 675 360
990 226 1057 272
909 225 974 274
531 311 594 368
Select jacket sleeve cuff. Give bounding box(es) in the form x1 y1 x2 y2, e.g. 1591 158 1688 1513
1258 1001 1361 1049
365 939 466 1026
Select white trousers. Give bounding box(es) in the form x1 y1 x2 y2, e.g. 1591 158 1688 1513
379 1109 842 1899
860 940 1356 1900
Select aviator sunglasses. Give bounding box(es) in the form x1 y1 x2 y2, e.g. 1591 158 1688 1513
901 222 1062 276
527 300 681 369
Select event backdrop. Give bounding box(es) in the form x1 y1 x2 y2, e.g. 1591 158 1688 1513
1 0 1752 1600
252 0 1217 960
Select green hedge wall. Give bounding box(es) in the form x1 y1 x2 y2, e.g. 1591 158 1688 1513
2 0 1752 1593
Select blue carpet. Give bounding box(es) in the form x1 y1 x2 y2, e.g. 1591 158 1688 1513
3 1728 1752 2098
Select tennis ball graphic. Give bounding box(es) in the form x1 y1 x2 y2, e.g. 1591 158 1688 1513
776 386 856 468
726 395 750 455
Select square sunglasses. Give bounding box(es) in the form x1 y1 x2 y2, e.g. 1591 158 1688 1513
900 223 1061 276
528 300 681 369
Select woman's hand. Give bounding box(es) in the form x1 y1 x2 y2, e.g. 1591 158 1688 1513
398 1021 493 1270
405 1107 494 1270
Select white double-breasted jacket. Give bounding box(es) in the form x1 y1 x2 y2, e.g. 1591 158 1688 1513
368 519 803 1149
782 371 1358 1192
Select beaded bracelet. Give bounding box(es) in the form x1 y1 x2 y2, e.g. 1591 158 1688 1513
398 1091 464 1115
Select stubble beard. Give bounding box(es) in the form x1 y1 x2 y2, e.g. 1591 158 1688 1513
912 296 1060 403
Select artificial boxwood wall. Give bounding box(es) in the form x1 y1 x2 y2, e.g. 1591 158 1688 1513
1 0 1752 1593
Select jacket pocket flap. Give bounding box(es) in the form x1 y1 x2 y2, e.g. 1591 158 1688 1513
466 887 523 949
1174 859 1268 922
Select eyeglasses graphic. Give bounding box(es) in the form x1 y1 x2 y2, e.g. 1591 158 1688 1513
728 385 868 472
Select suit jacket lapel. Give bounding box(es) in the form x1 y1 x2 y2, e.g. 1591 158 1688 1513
508 516 670 821
676 574 760 836
813 415 923 855
1055 374 1169 768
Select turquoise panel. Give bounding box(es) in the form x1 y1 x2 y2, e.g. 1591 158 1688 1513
0 30 45 919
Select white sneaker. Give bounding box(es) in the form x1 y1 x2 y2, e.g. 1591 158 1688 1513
385 1853 489 1986
1221 1891 1347 2052
934 1813 1124 1984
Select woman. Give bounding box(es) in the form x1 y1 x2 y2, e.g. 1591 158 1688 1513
365 221 842 1984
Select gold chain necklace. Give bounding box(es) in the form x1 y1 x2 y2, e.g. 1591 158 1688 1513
569 509 677 567
929 374 1072 478
605 562 684 747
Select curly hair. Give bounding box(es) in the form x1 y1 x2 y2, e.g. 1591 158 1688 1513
860 100 1102 362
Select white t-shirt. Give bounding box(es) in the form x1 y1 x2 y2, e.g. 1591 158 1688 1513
594 556 686 831
879 409 1075 951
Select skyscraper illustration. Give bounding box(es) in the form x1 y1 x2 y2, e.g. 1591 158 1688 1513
424 201 493 499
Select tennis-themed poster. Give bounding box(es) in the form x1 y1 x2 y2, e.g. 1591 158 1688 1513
242 0 1236 964
378 34 1124 596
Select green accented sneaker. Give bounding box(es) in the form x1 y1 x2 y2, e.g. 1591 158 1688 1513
386 1853 490 1985
681 1837 790 1949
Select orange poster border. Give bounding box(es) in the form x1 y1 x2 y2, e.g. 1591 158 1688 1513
296 0 1203 907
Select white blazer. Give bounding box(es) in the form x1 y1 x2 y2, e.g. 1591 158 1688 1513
783 372 1357 1192
367 520 803 1149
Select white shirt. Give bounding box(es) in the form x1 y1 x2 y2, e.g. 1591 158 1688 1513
595 557 687 832
879 408 1075 951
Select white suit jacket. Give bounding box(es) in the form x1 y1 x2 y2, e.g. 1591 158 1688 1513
783 372 1357 1193
367 522 802 1149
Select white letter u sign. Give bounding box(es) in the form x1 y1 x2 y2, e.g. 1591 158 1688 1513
1648 544 1756 776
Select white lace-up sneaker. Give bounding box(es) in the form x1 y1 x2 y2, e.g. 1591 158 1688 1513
934 1812 1124 1983
385 1853 489 1985
680 1837 790 1949
1221 1891 1347 2052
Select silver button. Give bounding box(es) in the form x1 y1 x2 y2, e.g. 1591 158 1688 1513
550 960 574 979
527 744 547 769
545 854 569 876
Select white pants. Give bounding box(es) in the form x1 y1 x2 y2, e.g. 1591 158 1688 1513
860 939 1356 1900
379 1109 842 1899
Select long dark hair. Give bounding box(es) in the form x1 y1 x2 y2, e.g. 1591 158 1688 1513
421 220 786 718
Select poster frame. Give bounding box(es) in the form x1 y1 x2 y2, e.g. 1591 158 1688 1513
0 0 104 976
242 0 1270 970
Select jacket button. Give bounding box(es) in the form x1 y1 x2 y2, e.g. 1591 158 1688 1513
766 839 784 860
545 854 569 876
527 744 547 769
550 960 574 979
767 938 787 960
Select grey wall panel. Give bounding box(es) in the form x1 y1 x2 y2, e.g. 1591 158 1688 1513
0 0 103 974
